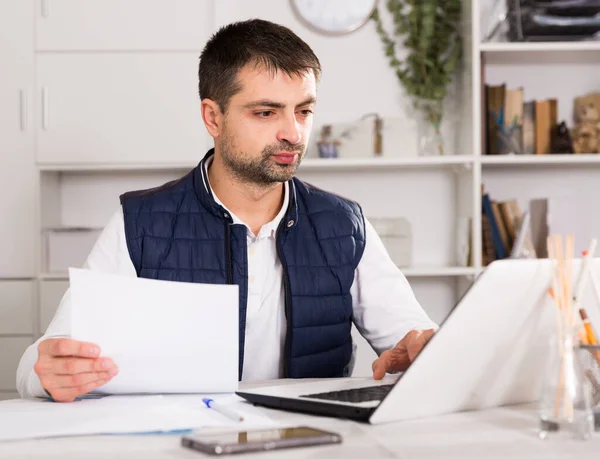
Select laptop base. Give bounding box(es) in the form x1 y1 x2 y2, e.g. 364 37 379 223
235 391 376 422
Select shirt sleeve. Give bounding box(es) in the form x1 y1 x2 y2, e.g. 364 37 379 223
16 208 137 399
351 217 438 357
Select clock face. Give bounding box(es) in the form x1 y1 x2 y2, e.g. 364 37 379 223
291 0 379 35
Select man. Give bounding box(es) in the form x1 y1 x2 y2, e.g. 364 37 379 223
17 19 436 403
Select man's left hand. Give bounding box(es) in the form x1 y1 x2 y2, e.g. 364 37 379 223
372 329 435 380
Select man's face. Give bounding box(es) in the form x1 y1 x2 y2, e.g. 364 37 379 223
217 65 316 185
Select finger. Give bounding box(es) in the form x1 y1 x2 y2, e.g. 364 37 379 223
39 338 101 358
53 357 116 375
422 328 435 342
44 368 118 390
372 351 391 380
35 356 115 375
49 378 112 403
407 330 435 361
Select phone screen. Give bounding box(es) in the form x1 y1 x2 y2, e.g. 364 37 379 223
188 426 333 445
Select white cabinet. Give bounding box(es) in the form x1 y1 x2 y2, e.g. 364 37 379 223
0 281 34 335
39 280 69 334
0 0 36 277
36 54 210 164
0 337 33 391
36 0 213 51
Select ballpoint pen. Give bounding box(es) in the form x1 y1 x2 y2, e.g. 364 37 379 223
202 398 245 422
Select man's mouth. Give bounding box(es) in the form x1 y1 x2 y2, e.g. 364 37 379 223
272 152 298 164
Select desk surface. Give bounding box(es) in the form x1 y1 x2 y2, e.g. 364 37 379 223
2 379 600 459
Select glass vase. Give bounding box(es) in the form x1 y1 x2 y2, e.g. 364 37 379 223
416 102 445 157
538 327 594 440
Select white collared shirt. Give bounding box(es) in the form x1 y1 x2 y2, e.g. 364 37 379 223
207 164 291 381
17 165 437 398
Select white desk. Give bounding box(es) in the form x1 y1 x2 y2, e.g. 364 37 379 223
1 379 599 459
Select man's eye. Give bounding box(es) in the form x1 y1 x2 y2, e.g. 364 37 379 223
256 111 273 118
299 110 313 116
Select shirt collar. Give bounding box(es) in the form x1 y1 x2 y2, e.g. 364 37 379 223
203 156 289 239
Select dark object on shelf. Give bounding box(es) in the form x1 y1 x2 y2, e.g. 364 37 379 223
551 121 575 153
507 0 600 41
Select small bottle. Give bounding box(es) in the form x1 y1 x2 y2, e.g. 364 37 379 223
538 326 594 440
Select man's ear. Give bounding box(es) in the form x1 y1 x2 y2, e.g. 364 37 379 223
201 99 223 138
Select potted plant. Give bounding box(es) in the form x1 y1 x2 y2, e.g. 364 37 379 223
371 0 463 155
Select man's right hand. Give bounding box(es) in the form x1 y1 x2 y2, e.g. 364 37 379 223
34 338 118 402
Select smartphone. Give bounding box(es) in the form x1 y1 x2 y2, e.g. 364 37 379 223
181 426 342 455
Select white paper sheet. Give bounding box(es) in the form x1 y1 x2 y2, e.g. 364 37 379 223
0 394 278 441
69 268 239 394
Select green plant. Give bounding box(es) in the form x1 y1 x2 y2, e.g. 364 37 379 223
371 0 463 155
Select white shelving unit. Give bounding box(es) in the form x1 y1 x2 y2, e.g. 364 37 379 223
475 0 600 262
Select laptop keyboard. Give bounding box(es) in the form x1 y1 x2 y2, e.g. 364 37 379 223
300 384 395 404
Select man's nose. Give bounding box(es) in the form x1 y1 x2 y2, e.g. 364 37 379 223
276 115 301 145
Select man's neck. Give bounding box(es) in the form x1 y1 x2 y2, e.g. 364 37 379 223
207 155 285 236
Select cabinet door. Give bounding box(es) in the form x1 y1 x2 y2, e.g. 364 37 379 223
37 54 210 164
0 281 34 335
0 0 36 277
36 0 213 51
0 337 33 391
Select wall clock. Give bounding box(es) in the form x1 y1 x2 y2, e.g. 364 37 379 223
290 0 379 36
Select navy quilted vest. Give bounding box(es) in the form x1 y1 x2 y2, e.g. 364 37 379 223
120 150 366 380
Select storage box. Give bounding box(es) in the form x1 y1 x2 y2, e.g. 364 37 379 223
369 217 412 267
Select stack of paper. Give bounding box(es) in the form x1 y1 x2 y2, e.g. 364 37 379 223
0 394 278 441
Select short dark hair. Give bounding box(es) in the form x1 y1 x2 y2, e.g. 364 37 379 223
198 19 321 113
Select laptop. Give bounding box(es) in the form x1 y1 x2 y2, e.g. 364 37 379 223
237 258 600 424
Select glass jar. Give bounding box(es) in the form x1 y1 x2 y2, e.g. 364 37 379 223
538 327 594 440
416 100 445 157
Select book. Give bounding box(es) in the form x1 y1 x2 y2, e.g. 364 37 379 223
504 87 524 127
499 200 517 244
549 98 558 151
482 193 507 260
482 213 496 266
492 201 510 254
535 99 558 155
522 101 536 155
485 83 506 155
502 87 524 154
529 198 549 258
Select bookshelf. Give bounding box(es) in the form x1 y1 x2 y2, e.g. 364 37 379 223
475 0 600 265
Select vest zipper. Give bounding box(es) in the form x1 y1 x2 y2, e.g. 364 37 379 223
275 221 292 378
225 221 233 284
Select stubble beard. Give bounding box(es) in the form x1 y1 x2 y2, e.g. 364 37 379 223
220 126 306 186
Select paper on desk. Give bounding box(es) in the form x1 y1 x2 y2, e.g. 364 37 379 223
69 268 239 394
0 394 278 441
